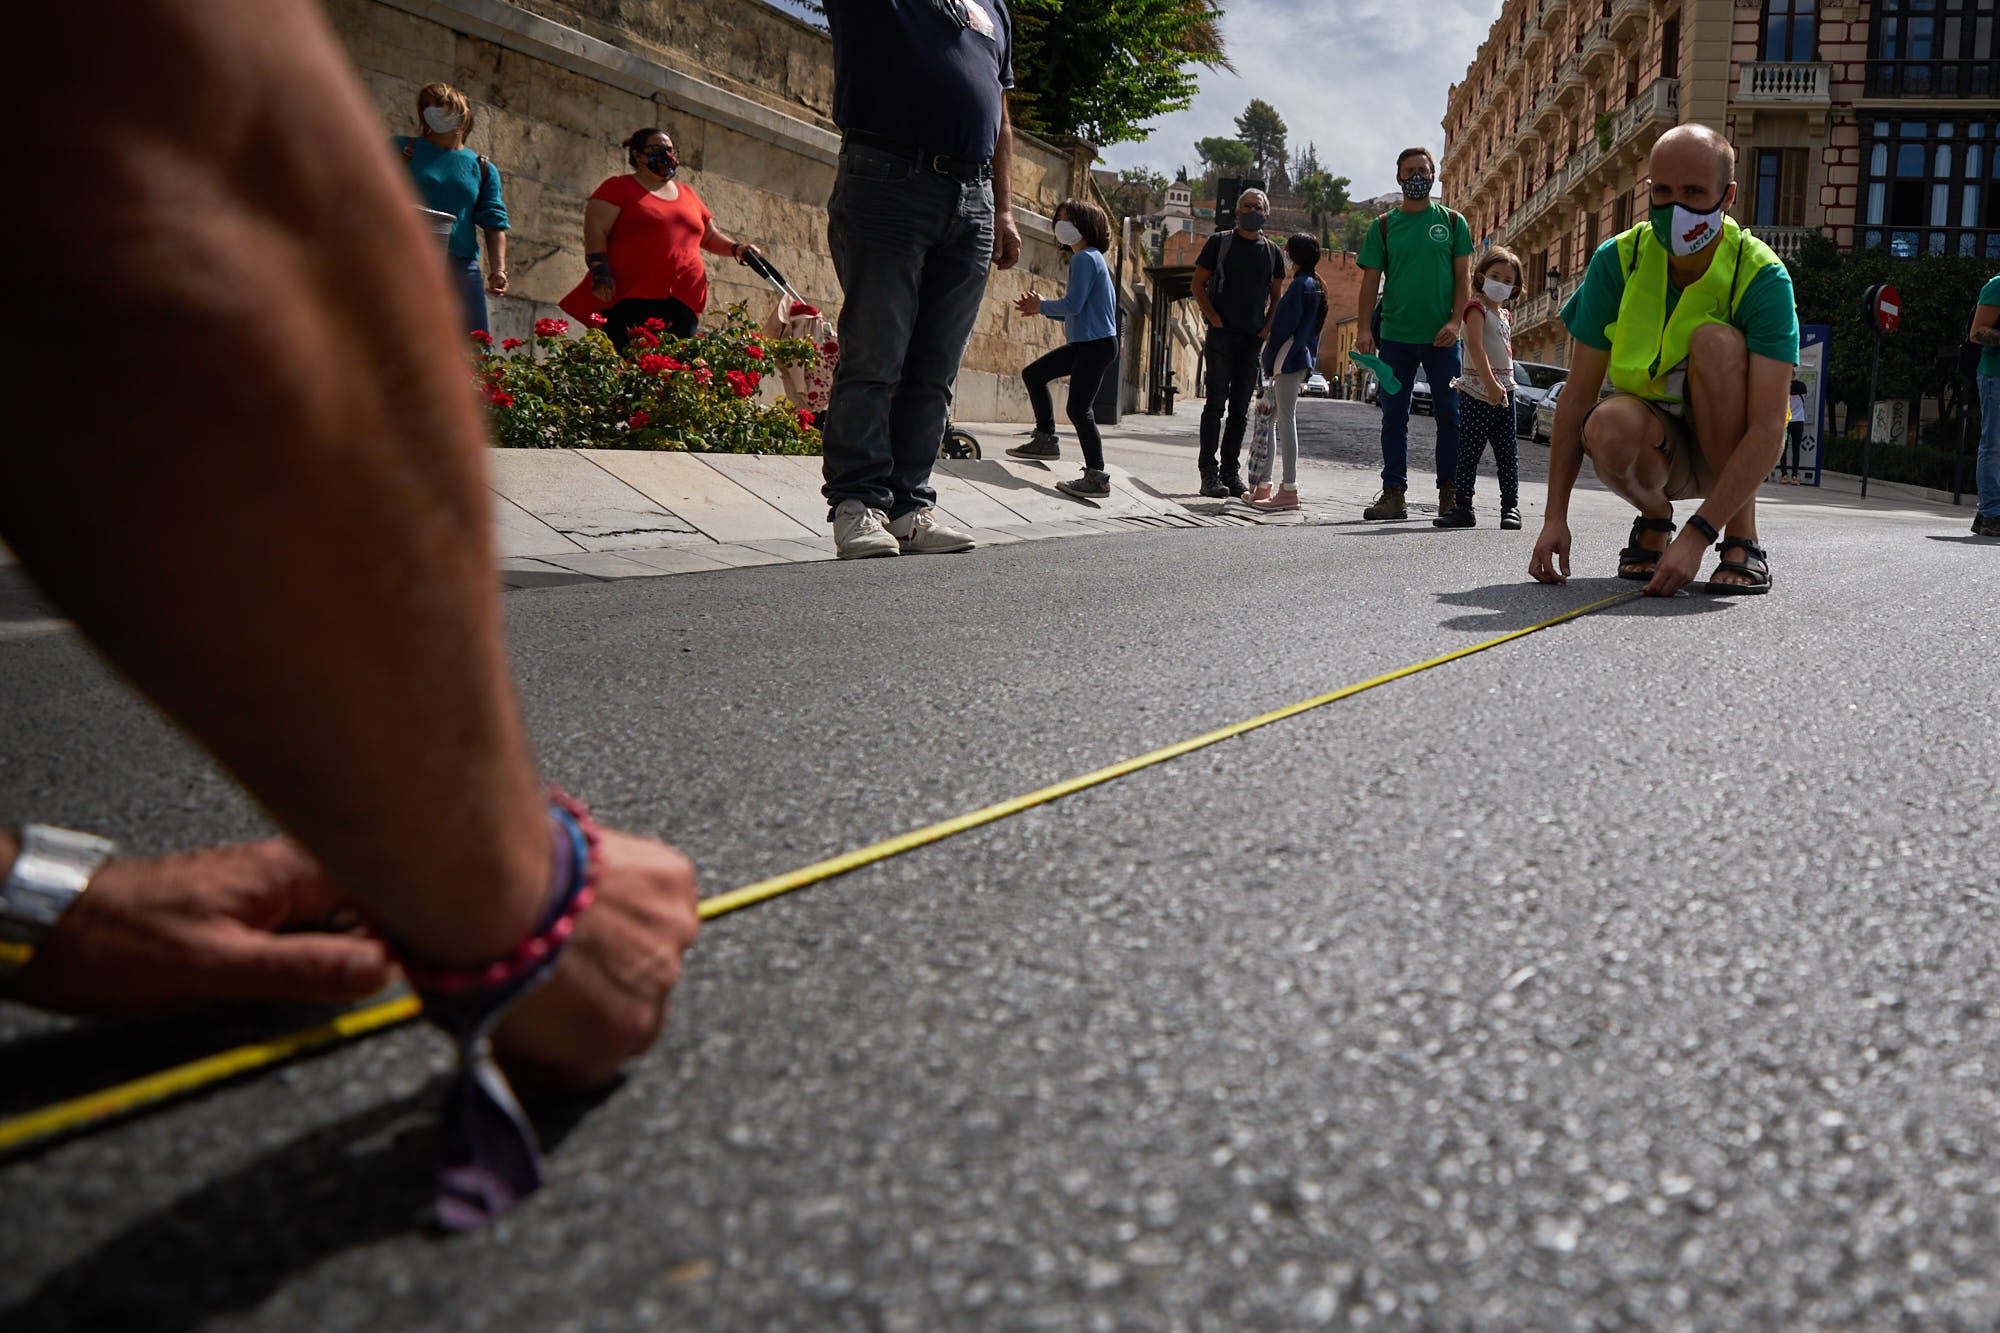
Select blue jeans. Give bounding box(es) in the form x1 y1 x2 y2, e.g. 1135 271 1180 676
1375 337 1462 492
449 255 489 335
1978 374 2000 518
821 144 995 520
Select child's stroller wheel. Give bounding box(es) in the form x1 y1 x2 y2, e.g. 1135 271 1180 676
939 428 981 461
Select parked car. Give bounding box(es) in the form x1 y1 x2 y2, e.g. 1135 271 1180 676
1532 379 1564 443
1512 361 1567 437
1531 376 1614 443
1411 367 1432 416
1302 372 1331 398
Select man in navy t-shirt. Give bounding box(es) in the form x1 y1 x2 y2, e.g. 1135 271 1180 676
820 0 1022 559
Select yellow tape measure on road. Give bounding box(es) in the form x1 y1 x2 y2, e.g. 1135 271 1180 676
0 590 1634 1157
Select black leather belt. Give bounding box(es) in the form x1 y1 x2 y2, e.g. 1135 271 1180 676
842 129 993 181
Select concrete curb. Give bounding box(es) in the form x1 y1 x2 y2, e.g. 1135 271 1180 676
489 448 1263 588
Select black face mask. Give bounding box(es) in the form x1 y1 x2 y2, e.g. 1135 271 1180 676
641 146 679 179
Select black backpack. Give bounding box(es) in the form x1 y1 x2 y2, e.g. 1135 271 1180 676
1208 230 1282 305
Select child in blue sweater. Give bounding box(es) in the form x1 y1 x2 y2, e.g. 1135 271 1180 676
1008 199 1120 501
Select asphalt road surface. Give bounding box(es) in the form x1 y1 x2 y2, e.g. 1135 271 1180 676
4 445 1998 1330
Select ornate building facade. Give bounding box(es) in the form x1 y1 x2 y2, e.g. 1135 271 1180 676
1441 0 2000 367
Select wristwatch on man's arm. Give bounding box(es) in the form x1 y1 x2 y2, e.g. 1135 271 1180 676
0 825 116 983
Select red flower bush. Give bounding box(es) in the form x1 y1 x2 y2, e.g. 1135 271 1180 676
469 329 493 345
471 304 821 455
642 318 667 333
587 313 608 328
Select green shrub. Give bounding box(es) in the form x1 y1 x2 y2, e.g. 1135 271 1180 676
1820 432 1979 492
472 305 823 454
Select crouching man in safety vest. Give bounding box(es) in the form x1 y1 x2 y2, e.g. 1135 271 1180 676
1530 125 1799 596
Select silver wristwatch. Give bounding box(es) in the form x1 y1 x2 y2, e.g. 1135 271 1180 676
0 824 116 980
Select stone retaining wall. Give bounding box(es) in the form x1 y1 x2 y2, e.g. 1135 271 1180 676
326 0 1081 420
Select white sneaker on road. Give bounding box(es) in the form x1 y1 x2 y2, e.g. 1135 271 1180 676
886 507 975 554
832 500 900 559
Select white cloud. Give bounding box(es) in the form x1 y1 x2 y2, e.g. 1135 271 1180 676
1095 0 1503 203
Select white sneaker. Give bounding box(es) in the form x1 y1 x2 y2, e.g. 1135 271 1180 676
886 507 974 554
832 500 900 559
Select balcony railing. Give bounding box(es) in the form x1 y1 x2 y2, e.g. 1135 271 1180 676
1580 18 1615 73
1737 61 1832 104
1541 0 1570 31
1512 291 1557 331
1608 0 1649 43
1523 17 1549 58
1751 225 1821 259
1514 173 1564 232
1556 52 1586 100
1611 76 1678 149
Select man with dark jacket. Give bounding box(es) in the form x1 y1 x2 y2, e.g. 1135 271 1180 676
1192 188 1286 497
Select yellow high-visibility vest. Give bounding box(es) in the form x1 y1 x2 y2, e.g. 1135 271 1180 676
1603 216 1784 405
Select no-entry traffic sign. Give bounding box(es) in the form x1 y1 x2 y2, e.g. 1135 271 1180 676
1867 283 1902 333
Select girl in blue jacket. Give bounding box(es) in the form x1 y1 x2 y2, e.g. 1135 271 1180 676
1008 199 1120 501
1248 234 1324 511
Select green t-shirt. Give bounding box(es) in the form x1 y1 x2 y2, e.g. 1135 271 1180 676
1978 273 2000 378
1358 203 1474 345
1560 233 1800 367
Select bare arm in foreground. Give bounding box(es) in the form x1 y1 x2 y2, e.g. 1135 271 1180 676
0 0 696 1085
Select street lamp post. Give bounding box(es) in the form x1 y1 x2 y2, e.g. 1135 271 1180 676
1546 264 1563 365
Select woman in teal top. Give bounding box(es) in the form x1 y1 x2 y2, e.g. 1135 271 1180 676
394 83 510 334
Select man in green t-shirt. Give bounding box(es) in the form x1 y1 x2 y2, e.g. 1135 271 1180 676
1356 147 1473 520
1969 271 2000 535
1530 125 1799 596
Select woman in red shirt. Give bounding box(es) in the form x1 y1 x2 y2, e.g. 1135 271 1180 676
561 128 761 351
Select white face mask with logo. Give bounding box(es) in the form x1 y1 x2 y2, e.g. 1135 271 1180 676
1650 201 1726 256
422 105 465 134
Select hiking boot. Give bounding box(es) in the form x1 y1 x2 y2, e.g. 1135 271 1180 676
1199 474 1232 499
1438 484 1458 513
1432 506 1475 528
1245 482 1277 505
1499 506 1523 530
886 506 975 554
1247 485 1300 512
1056 469 1112 501
1222 474 1249 498
1973 513 2000 537
832 499 900 559
1363 488 1408 521
1006 430 1061 462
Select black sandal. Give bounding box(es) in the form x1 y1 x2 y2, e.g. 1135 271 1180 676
1700 536 1772 595
1617 514 1677 581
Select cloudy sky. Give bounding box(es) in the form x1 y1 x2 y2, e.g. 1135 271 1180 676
1094 0 1505 198
763 0 1505 200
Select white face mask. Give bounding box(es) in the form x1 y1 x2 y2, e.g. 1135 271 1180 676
422 105 465 134
1053 219 1084 247
1482 276 1515 304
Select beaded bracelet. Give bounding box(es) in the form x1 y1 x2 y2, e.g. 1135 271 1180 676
379 788 603 1230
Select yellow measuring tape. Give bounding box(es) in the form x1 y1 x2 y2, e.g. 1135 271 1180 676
0 589 1633 1156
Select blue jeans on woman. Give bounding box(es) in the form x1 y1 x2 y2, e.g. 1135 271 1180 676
1979 374 2000 519
820 142 994 521
1374 337 1462 493
449 255 489 335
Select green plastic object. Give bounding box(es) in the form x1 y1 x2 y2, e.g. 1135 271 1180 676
1349 350 1401 397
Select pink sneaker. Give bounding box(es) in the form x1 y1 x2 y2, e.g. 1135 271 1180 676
1248 486 1300 511
1245 482 1276 505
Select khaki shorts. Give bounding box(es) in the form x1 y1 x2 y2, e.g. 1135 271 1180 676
1582 392 1717 500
